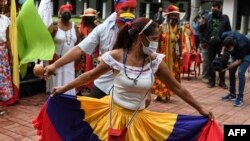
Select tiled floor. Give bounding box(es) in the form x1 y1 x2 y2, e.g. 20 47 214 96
0 76 250 140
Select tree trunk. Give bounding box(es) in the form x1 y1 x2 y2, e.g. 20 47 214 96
190 0 201 23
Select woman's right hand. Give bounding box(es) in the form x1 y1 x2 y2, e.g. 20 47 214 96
44 64 57 80
51 86 66 96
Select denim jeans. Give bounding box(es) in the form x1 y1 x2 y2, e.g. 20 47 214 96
201 49 209 78
229 55 250 98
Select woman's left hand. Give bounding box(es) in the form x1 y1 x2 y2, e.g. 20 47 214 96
199 109 214 120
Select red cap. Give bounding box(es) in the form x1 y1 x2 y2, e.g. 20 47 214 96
114 0 137 12
59 4 73 12
165 5 180 15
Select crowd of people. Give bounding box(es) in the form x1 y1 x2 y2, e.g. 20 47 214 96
33 1 217 140
0 0 250 140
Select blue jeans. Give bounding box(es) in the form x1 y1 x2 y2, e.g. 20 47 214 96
229 55 250 98
202 49 209 78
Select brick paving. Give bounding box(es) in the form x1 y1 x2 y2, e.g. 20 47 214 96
0 75 250 140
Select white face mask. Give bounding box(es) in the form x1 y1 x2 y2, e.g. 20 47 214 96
141 36 158 55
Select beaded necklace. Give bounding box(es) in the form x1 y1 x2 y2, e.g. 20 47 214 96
65 29 72 46
59 25 72 57
123 49 145 85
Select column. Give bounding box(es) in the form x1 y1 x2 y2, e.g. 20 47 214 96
146 3 150 18
190 0 200 22
76 0 84 15
84 1 87 11
222 0 238 31
102 1 107 19
240 16 249 35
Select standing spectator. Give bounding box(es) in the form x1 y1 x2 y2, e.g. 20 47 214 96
181 21 201 79
47 4 81 96
75 8 99 95
199 2 231 88
154 7 164 25
198 12 210 82
181 21 195 54
192 15 200 51
44 0 137 99
221 31 250 107
152 5 182 101
0 14 14 115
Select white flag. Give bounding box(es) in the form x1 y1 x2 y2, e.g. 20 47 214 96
38 0 53 27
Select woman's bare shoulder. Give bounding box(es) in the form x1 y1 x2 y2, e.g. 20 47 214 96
109 48 123 62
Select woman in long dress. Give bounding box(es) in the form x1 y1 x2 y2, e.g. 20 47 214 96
48 4 80 95
152 5 182 101
0 14 16 114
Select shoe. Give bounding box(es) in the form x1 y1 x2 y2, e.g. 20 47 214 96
155 96 163 101
207 83 215 88
0 108 6 116
234 98 243 107
222 94 236 101
219 83 228 89
202 78 209 84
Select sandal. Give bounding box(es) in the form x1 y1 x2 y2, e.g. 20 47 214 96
0 107 6 116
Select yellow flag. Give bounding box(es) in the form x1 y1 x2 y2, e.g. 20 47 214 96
9 0 20 95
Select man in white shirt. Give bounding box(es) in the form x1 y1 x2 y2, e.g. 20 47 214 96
44 0 137 98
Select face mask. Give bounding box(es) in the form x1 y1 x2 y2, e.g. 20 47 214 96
169 18 178 25
141 36 158 55
61 12 71 21
212 10 221 17
118 12 135 23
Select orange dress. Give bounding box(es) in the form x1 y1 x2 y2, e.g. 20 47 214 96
152 23 182 98
181 25 195 54
180 25 202 76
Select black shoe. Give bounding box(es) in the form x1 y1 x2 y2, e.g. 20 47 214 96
208 83 215 88
219 83 228 89
155 96 163 101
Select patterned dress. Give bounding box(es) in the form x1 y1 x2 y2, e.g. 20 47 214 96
0 14 14 106
152 23 182 99
75 24 99 94
180 25 202 74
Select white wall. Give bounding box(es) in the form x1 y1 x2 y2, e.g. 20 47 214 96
223 0 238 31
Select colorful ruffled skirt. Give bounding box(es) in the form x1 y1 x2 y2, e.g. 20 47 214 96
33 95 223 141
0 42 18 106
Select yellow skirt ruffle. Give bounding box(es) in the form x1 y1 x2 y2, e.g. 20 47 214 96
77 96 178 141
